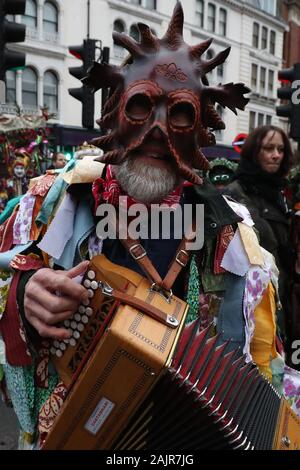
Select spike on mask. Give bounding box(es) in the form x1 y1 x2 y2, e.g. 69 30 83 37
84 1 250 186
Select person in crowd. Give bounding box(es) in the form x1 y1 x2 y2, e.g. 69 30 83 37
224 126 294 354
0 3 300 449
207 157 238 190
49 152 66 170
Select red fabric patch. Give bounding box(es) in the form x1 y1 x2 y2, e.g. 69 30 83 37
0 211 17 253
214 224 235 274
10 254 44 271
0 271 32 366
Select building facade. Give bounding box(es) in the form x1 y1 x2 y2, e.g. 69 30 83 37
0 0 287 146
280 0 300 66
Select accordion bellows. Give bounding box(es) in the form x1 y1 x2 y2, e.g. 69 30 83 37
43 255 300 450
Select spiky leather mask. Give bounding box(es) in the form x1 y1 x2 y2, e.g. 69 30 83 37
84 2 250 185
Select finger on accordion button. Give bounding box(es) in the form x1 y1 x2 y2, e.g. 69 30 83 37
90 281 98 290
82 298 90 306
87 270 96 280
87 289 94 298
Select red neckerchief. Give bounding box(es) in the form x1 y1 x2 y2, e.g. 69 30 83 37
92 165 192 212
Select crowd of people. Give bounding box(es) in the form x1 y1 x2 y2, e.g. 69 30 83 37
0 1 300 451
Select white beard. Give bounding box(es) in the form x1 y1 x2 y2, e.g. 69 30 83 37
113 159 181 204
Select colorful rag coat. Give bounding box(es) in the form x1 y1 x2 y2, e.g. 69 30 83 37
0 160 300 447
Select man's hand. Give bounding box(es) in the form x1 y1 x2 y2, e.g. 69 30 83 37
24 261 90 340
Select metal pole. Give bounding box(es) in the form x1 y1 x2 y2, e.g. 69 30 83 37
87 0 90 39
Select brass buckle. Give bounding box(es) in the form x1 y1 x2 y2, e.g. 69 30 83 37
129 243 147 260
175 249 189 267
149 283 173 303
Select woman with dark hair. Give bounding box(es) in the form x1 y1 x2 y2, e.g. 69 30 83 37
225 125 293 345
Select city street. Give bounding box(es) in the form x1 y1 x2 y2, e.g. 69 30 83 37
0 400 19 450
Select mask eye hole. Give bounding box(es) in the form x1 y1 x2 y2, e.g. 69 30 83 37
125 93 152 121
169 101 195 129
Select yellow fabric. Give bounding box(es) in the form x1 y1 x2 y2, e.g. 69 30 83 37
250 282 277 381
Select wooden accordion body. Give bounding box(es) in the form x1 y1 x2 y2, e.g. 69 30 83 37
43 255 300 450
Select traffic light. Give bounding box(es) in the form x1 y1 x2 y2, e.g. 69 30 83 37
276 63 300 142
68 39 96 129
0 0 27 82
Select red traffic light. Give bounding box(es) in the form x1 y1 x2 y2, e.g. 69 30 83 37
278 67 294 84
69 45 84 60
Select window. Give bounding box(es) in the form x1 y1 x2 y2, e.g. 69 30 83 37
258 113 264 127
251 64 258 90
129 0 156 8
217 63 224 79
22 68 38 107
43 71 58 112
266 115 272 125
219 8 227 37
207 3 216 33
261 26 268 50
113 20 125 34
270 30 276 55
43 1 58 33
5 71 16 104
113 20 126 58
249 111 272 132
129 24 140 42
215 105 224 141
249 111 256 133
268 70 274 95
22 0 37 29
260 67 266 95
196 0 204 28
205 50 214 81
252 22 259 48
260 0 276 16
144 0 156 8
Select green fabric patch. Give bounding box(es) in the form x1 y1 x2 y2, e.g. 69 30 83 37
186 255 200 324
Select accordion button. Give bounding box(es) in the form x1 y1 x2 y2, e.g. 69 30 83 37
86 307 93 316
87 289 94 298
50 347 56 355
69 338 76 346
90 281 98 290
82 298 90 306
73 331 80 339
71 321 77 329
55 350 63 358
64 320 70 327
84 279 91 288
77 323 84 332
53 340 60 348
60 343 67 351
87 270 96 280
74 313 81 322
79 306 86 314
82 315 89 324
64 339 70 344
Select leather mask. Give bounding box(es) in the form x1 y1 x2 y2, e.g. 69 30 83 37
84 2 250 185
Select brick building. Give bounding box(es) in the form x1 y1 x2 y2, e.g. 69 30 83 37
281 0 300 66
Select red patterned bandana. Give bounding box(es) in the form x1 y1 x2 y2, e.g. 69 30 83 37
92 165 191 213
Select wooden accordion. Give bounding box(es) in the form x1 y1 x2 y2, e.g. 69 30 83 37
43 255 300 450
